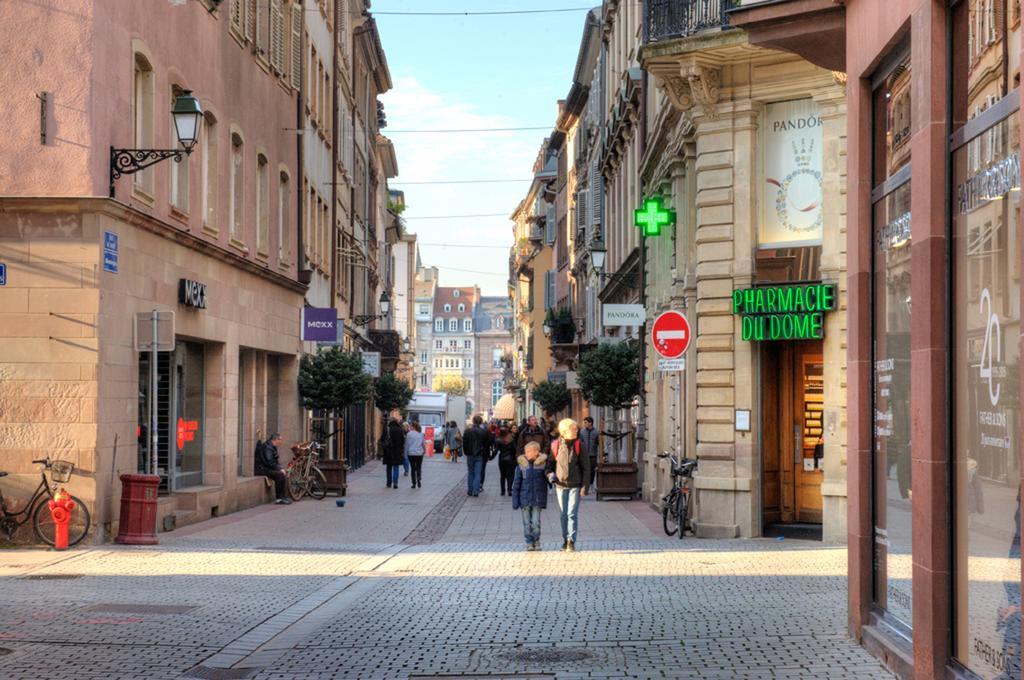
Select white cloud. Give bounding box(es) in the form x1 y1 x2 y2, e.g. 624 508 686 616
381 76 547 294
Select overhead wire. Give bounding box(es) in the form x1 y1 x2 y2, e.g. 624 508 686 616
385 126 550 133
391 178 532 185
371 7 592 16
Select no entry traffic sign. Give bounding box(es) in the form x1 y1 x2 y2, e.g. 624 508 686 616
651 310 691 359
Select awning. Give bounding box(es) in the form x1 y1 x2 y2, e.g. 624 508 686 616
492 394 516 421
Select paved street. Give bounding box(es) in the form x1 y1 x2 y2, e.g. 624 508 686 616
0 457 891 679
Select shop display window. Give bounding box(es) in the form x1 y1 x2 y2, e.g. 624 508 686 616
871 47 913 627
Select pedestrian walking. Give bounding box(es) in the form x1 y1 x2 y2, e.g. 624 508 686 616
546 418 591 552
404 422 425 489
516 415 549 457
512 441 549 551
478 419 495 491
462 415 489 496
579 416 600 490
255 433 291 505
444 421 462 463
494 426 517 496
381 417 406 489
401 422 412 477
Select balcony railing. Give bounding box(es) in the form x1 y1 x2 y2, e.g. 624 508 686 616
645 0 728 43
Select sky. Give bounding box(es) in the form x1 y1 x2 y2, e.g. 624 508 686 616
375 2 594 295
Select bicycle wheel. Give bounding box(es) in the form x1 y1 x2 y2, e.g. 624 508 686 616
308 468 328 500
662 492 680 536
33 495 91 547
677 492 689 539
287 468 306 501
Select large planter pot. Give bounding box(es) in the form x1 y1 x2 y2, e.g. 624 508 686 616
596 462 639 500
318 459 347 497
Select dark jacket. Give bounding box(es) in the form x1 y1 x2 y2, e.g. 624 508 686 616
516 425 549 457
579 425 599 458
462 425 492 457
381 421 406 465
511 453 549 509
254 441 281 473
545 438 591 492
443 425 462 452
495 436 517 465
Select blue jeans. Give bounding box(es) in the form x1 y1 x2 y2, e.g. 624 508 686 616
521 506 542 545
402 456 410 474
465 455 483 495
554 487 581 543
385 464 400 486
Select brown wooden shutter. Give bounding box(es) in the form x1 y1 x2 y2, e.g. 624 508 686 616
245 0 256 41
230 0 243 32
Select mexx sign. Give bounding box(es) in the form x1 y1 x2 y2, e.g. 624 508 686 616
178 279 207 309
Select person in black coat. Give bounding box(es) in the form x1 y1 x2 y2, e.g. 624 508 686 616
255 433 291 505
381 418 406 489
494 426 517 496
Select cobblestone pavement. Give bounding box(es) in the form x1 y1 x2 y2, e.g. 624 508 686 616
0 457 892 679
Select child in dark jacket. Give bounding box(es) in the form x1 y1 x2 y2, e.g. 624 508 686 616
512 441 549 551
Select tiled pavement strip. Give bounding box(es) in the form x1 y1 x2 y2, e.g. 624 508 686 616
0 456 893 679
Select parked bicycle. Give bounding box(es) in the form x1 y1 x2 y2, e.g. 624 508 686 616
658 452 697 538
0 457 91 547
286 441 328 501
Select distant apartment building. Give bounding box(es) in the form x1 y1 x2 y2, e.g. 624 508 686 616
430 286 480 409
414 266 439 391
473 297 514 417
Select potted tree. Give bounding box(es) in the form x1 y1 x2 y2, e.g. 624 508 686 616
531 380 573 420
298 348 373 495
577 340 641 499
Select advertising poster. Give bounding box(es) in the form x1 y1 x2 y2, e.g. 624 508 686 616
760 99 824 247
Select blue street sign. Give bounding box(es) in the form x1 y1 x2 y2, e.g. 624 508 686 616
0 263 6 286
102 230 118 274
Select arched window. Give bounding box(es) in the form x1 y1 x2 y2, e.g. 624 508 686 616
229 131 244 242
277 168 290 261
256 153 269 254
453 290 460 297
444 304 451 312
434 319 443 332
133 53 155 193
201 112 218 229
448 319 457 332
458 303 465 312
463 318 472 332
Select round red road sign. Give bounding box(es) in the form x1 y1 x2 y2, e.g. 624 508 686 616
651 310 691 359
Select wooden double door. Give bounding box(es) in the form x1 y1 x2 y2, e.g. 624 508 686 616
762 341 824 525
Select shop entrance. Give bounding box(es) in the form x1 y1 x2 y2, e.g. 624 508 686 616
762 341 824 526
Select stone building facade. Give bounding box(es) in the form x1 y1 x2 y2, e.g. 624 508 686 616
0 0 306 541
472 297 513 417
639 15 848 542
430 286 480 409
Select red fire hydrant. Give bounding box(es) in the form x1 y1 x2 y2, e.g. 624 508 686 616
48 489 75 551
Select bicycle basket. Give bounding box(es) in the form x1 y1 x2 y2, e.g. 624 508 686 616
50 460 75 483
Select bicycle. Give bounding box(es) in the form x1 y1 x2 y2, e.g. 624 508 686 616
658 452 697 538
286 442 328 501
0 457 91 547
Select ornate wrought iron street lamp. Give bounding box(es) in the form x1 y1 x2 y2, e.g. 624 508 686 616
353 291 391 327
109 90 204 198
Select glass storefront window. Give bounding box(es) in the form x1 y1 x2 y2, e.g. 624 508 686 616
872 180 913 627
174 341 205 488
871 47 913 627
953 111 1021 679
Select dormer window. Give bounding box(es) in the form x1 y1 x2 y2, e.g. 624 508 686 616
458 303 465 312
453 290 460 297
444 304 451 312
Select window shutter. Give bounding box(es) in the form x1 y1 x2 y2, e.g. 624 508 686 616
575 190 588 236
230 0 244 32
245 0 256 41
256 0 270 53
545 204 555 244
290 4 302 89
270 0 284 72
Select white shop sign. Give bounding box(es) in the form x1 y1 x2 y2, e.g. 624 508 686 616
603 303 646 326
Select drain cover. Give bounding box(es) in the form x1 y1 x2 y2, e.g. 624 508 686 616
497 649 594 664
182 666 260 680
20 574 82 580
83 604 197 615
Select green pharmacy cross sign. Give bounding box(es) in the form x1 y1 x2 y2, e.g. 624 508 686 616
733 283 837 341
634 197 675 237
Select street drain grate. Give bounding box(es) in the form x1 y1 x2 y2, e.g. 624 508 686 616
496 649 595 664
20 574 83 580
182 665 261 679
83 604 197 615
